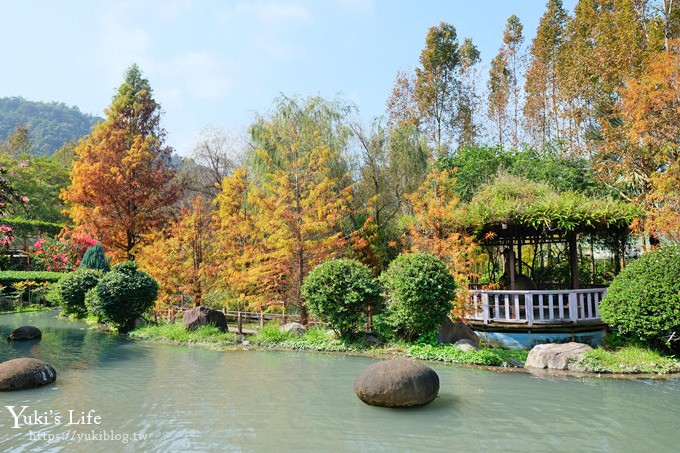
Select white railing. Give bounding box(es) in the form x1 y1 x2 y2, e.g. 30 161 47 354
467 288 607 326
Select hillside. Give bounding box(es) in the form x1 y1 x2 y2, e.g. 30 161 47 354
0 96 101 156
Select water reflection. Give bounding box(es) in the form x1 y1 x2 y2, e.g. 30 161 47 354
1 311 680 452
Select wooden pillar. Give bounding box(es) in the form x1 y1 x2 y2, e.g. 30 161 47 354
508 242 516 290
568 231 579 289
517 239 523 276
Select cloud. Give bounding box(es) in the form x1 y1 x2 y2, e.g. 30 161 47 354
216 0 313 62
222 0 312 27
94 2 154 84
157 0 195 20
167 51 233 100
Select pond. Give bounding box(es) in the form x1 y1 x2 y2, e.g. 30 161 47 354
1 311 679 452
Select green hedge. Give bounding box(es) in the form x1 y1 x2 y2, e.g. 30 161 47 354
0 270 67 286
600 245 680 351
2 217 66 238
379 253 456 342
302 259 381 337
87 262 158 332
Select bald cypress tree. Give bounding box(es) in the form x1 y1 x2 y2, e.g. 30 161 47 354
62 64 181 260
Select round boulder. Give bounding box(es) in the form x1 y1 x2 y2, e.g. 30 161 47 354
354 359 439 407
453 339 479 352
280 322 306 336
183 306 228 332
7 326 42 341
0 358 57 391
525 342 592 370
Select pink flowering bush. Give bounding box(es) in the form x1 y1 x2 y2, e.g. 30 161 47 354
31 234 97 272
0 224 13 270
0 224 13 247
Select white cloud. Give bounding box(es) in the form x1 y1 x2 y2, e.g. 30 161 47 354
94 2 154 85
157 0 195 20
167 51 233 100
222 0 312 27
217 0 312 61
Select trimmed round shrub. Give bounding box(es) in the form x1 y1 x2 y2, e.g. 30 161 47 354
380 253 455 342
600 245 680 350
301 259 381 337
84 287 101 318
58 269 103 317
88 261 158 332
79 243 111 272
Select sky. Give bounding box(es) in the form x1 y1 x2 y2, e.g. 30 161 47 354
1 0 577 156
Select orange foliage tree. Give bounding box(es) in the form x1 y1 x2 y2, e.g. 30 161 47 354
248 96 353 323
137 196 216 314
405 166 481 317
61 65 181 261
212 167 282 312
598 45 680 242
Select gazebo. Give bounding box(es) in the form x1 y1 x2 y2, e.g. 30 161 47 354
456 175 641 348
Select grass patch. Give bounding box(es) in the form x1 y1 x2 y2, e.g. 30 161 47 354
406 343 528 366
0 304 52 315
131 321 530 365
251 325 362 352
130 322 237 346
579 346 679 374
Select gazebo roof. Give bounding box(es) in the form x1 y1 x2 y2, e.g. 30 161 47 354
454 174 642 245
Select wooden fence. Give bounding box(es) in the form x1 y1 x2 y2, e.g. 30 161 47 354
467 287 607 326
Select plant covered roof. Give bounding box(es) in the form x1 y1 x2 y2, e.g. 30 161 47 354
455 174 643 241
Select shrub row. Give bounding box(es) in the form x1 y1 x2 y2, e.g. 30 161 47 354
58 261 158 333
302 253 455 342
0 270 66 287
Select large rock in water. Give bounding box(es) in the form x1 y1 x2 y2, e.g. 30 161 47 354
7 326 42 341
183 307 228 332
0 358 57 391
354 359 439 407
525 342 592 370
437 318 479 346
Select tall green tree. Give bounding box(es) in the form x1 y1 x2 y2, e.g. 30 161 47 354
1 128 69 224
559 0 649 152
524 0 569 147
0 125 32 157
488 15 526 148
61 64 182 261
415 22 461 155
487 53 511 148
349 120 428 270
248 96 353 323
387 23 480 155
456 38 483 147
1 154 71 223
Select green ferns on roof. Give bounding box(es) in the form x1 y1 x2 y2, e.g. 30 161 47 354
457 174 642 234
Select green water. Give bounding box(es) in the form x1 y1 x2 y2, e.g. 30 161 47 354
1 311 679 452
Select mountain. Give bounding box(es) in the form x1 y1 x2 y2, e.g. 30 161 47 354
0 96 102 156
